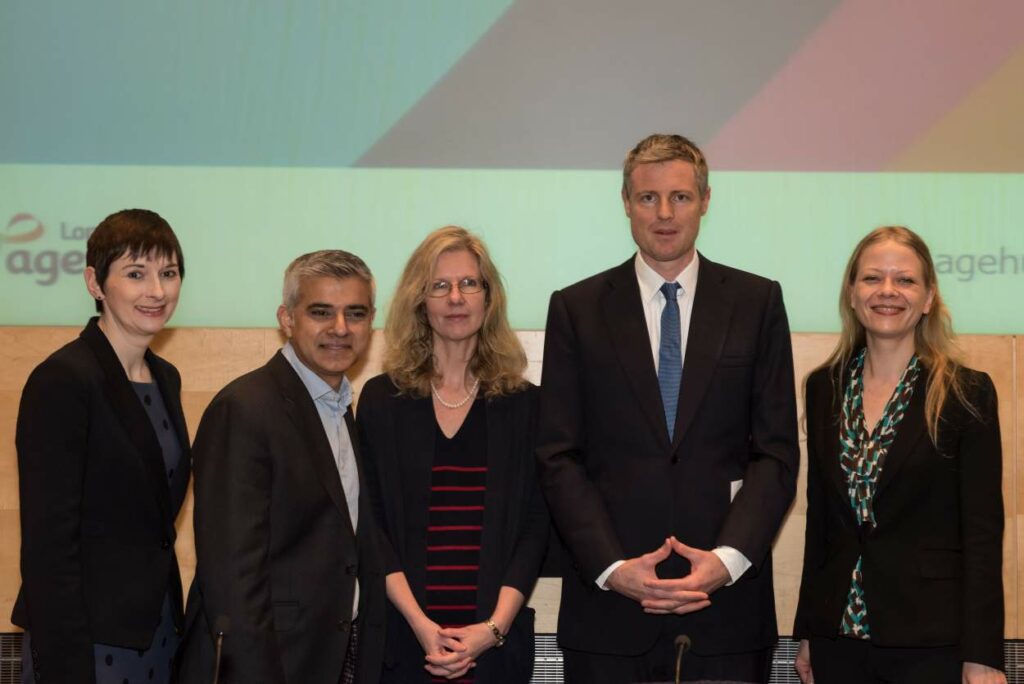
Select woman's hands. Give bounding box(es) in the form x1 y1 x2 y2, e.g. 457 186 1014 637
794 639 814 683
963 661 1007 684
411 615 476 679
427 622 501 678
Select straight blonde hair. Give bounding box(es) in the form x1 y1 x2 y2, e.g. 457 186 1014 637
821 226 976 443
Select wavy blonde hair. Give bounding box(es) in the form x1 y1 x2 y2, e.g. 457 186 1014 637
383 226 527 398
821 226 976 443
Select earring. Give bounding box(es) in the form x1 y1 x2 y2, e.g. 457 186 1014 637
96 295 104 301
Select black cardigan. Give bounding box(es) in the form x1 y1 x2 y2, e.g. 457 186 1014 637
358 374 549 682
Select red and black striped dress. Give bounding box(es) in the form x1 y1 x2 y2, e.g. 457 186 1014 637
424 399 487 683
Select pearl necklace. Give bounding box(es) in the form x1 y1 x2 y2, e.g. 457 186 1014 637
430 377 480 409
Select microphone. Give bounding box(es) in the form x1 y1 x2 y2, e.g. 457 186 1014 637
212 615 230 684
673 634 691 684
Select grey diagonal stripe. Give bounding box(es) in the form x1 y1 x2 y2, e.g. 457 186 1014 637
357 0 841 169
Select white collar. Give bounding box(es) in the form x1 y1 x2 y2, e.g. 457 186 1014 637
634 251 700 305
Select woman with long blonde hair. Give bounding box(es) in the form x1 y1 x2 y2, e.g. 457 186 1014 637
793 226 1005 684
358 226 548 682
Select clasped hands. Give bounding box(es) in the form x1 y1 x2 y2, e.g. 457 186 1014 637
607 536 730 614
413 616 501 679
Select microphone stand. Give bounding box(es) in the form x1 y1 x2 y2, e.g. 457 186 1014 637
212 616 230 684
674 634 691 684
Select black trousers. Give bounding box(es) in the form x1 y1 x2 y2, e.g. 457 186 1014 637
808 636 960 684
563 623 770 684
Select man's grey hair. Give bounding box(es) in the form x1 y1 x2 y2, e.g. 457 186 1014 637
281 250 376 309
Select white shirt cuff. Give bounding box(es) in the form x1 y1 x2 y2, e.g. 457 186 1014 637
713 546 751 585
596 560 625 590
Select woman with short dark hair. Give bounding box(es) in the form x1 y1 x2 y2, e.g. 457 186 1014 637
14 208 191 684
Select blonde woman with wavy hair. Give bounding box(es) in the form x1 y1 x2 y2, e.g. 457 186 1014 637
794 226 1005 684
358 226 547 683
383 225 527 398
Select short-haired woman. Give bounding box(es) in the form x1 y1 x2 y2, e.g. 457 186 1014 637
14 209 190 684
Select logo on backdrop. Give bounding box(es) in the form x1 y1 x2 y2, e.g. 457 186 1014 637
3 213 45 243
2 213 94 286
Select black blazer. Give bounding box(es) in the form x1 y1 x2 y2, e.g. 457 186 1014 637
357 374 548 682
13 317 191 683
178 351 385 684
536 255 799 656
794 364 1004 669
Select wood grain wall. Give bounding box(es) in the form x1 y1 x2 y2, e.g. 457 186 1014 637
0 327 1016 635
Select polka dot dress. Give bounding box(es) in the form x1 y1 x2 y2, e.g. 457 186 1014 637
21 382 183 684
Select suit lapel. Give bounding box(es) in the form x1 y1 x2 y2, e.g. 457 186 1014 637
672 257 733 450
80 318 173 527
601 259 669 446
875 371 928 498
820 373 853 513
270 352 355 538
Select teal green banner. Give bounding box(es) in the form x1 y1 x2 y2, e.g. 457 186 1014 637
1 166 1022 334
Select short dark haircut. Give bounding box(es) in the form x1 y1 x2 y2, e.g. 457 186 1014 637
87 209 185 313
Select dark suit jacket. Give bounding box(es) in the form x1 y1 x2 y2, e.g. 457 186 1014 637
794 364 1004 669
13 317 191 683
178 351 385 684
357 375 549 682
536 254 799 656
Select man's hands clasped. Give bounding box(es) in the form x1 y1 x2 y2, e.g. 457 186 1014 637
606 536 730 615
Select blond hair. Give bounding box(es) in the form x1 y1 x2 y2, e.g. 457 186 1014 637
622 134 709 198
821 226 976 443
383 226 527 397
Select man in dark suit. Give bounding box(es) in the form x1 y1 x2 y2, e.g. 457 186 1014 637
179 250 385 684
537 134 799 683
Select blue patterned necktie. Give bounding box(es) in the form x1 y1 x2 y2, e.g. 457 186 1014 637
658 282 682 440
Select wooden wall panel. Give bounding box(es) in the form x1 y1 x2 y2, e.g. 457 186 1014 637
1017 336 1024 640
771 333 838 635
0 327 1019 638
0 510 20 626
962 335 1017 638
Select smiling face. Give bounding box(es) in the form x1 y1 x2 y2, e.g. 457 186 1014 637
85 250 182 342
850 240 935 347
277 275 374 390
623 160 710 280
424 248 487 345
